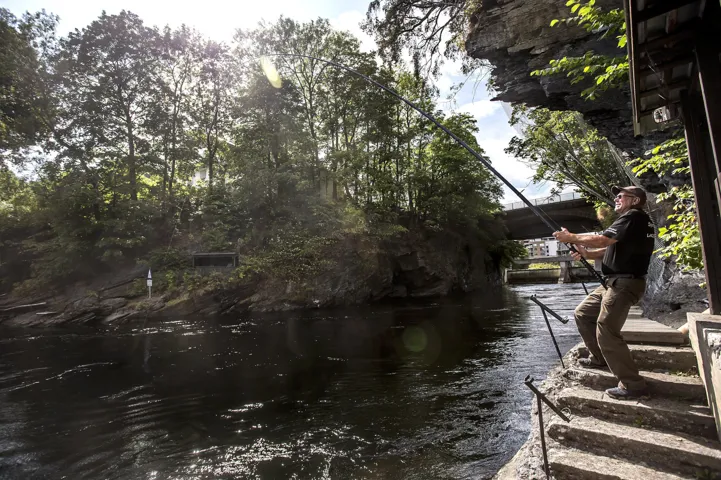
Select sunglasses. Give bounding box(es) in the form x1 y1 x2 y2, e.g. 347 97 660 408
615 193 637 200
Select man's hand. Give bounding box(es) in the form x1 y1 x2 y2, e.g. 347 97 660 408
553 227 575 243
570 245 588 260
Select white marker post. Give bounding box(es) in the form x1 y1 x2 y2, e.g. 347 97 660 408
147 269 153 299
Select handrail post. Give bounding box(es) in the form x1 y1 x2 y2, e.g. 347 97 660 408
542 308 565 368
529 295 569 368
529 296 570 324
524 375 570 479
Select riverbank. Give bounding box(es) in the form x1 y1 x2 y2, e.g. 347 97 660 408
0 226 508 326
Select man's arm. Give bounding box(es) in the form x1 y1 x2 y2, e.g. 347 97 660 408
584 247 606 259
571 233 617 248
554 228 617 248
570 245 606 261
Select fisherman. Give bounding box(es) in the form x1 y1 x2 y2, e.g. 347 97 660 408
553 186 655 399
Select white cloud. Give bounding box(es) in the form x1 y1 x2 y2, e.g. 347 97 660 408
329 10 375 53
434 57 463 99
454 100 502 120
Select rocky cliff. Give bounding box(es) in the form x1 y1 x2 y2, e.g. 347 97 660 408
464 0 668 157
0 227 503 326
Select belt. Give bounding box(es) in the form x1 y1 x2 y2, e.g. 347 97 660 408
604 274 646 280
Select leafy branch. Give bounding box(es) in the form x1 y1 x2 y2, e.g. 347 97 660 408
532 0 628 100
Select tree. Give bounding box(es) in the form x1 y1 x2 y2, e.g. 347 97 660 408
0 8 58 165
506 106 631 205
151 25 198 201
363 0 470 76
2 10 520 294
420 112 502 224
190 39 232 195
54 11 162 202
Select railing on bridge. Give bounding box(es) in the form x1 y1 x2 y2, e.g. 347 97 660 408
502 192 584 211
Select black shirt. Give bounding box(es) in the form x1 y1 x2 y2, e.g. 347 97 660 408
601 209 655 276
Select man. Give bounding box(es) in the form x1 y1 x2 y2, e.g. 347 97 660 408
553 186 655 400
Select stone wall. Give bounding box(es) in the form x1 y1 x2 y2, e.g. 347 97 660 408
464 0 669 158
688 312 721 442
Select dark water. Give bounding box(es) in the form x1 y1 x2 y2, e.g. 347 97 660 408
0 283 589 480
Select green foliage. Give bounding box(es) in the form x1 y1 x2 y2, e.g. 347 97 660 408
594 202 616 229
532 54 628 100
2 11 509 296
0 8 58 161
506 106 629 205
629 137 701 272
533 0 628 100
529 263 561 270
655 185 702 272
363 0 472 77
628 137 690 176
145 248 190 272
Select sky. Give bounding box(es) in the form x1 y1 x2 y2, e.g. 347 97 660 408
2 0 552 203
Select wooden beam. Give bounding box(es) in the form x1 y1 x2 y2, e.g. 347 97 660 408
624 0 642 125
640 101 682 117
695 27 721 173
634 0 699 23
639 23 697 52
681 91 721 315
639 79 690 99
639 55 694 72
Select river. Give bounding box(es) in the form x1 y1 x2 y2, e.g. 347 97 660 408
0 283 590 480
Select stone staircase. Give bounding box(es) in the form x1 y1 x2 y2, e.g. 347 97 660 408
534 307 721 479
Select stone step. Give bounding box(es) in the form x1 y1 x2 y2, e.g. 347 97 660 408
622 318 686 345
563 367 706 401
548 416 721 477
556 386 717 439
577 344 698 373
549 447 686 480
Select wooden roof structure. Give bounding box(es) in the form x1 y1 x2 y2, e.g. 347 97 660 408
623 0 721 313
624 0 717 134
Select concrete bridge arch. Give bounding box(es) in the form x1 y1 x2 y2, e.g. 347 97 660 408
501 193 601 240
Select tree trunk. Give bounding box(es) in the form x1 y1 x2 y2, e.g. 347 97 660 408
126 111 137 201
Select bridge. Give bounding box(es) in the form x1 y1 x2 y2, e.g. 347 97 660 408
501 192 601 240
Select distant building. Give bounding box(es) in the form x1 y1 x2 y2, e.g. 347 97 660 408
522 237 570 258
522 234 601 258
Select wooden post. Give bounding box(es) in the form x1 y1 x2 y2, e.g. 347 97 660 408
695 30 721 174
682 91 721 314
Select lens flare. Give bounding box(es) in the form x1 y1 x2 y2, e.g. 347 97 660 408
402 326 428 353
260 56 282 88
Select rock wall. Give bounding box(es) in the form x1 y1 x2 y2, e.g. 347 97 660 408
0 228 503 326
464 0 668 158
230 228 501 313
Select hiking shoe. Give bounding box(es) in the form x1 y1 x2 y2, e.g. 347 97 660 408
605 386 649 400
578 358 608 370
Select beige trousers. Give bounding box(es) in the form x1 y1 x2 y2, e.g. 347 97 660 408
574 277 647 391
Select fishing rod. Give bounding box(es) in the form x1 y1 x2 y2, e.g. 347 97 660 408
265 53 606 288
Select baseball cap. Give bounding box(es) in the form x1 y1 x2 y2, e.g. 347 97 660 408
612 185 647 207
